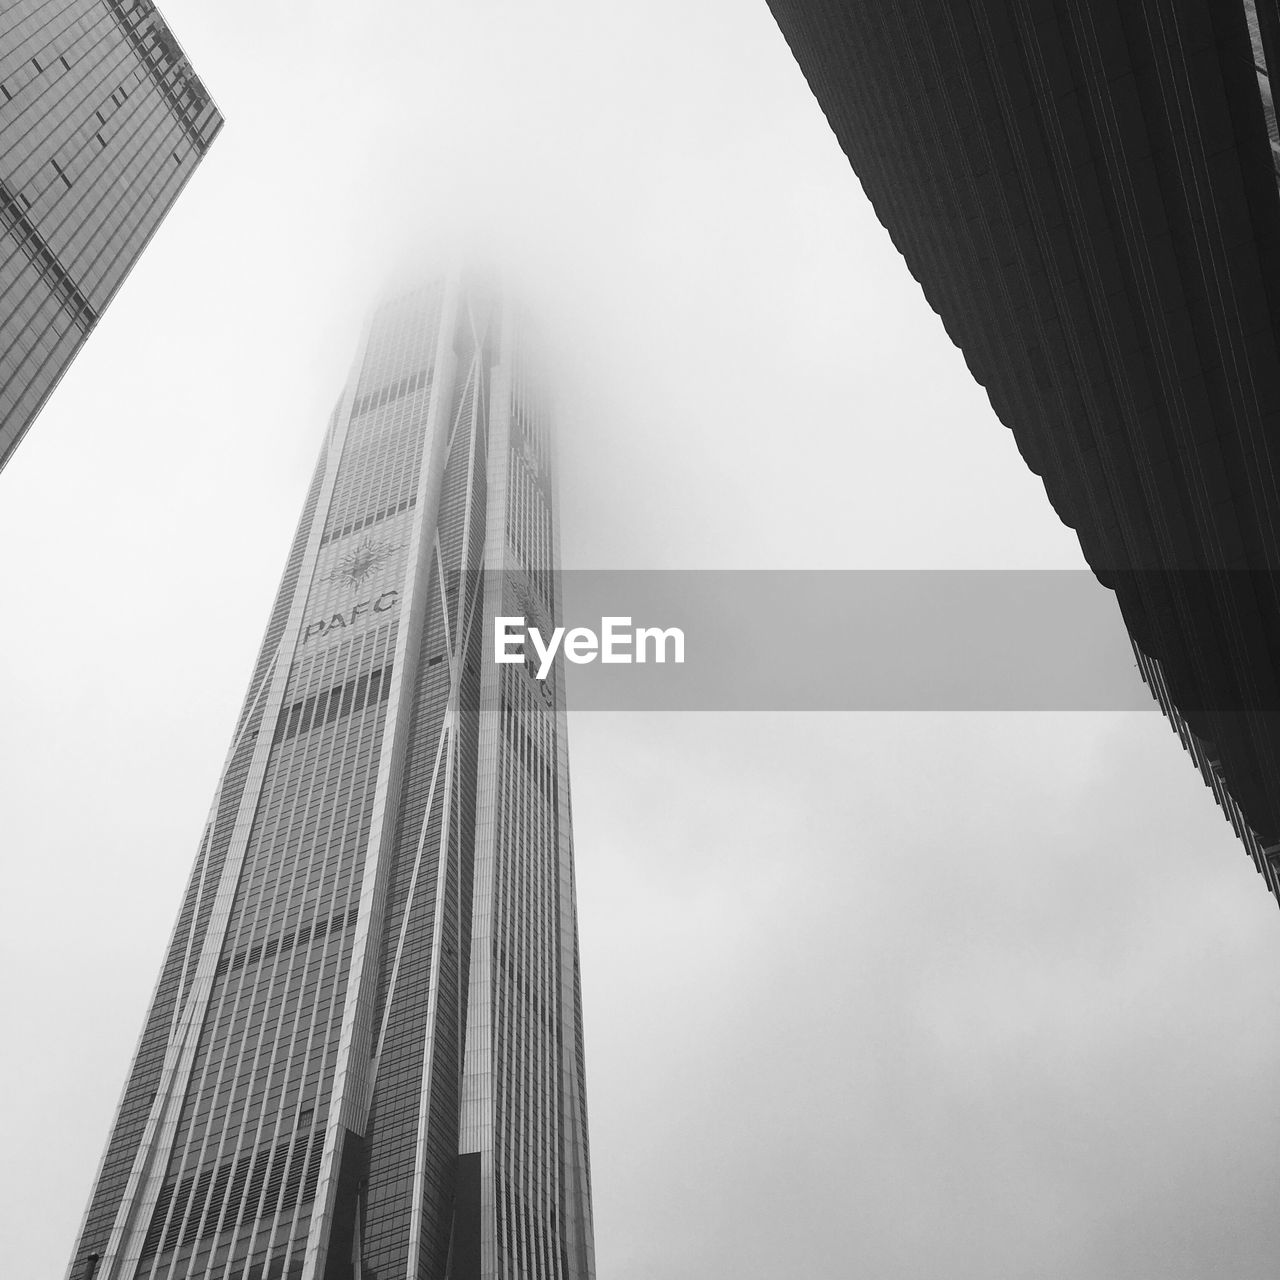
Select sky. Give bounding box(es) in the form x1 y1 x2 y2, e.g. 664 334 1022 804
3 2 1280 1277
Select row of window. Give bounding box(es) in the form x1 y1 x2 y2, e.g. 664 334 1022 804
350 364 430 418
214 905 358 980
141 1131 323 1258
318 493 414 547
272 663 393 745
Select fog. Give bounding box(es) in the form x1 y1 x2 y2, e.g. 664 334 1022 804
3 2 1280 1277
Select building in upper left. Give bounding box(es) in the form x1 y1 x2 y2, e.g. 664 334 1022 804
0 0 222 471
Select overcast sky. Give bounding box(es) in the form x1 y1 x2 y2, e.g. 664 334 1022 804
4 2 1280 1277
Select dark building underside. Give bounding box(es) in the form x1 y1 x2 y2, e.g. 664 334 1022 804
769 0 1280 903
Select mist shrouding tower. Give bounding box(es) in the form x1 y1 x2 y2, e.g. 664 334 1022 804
66 274 596 1280
1 0 222 471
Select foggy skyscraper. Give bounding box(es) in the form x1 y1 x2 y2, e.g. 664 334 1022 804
1 0 221 471
66 274 595 1280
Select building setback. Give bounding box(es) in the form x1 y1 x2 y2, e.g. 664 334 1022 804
0 0 221 471
65 275 596 1280
768 0 1280 903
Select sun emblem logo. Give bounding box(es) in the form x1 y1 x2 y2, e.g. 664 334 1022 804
328 537 399 590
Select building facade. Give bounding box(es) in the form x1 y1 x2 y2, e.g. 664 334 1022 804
65 275 596 1280
768 0 1280 904
0 0 221 471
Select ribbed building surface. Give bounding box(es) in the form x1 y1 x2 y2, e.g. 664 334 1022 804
65 275 595 1280
0 0 221 470
769 0 1280 901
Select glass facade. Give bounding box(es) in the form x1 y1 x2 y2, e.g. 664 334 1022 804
0 0 221 470
768 0 1280 904
66 275 596 1280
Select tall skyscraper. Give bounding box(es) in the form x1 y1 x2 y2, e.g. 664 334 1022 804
66 275 596 1280
0 0 222 471
768 0 1280 906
